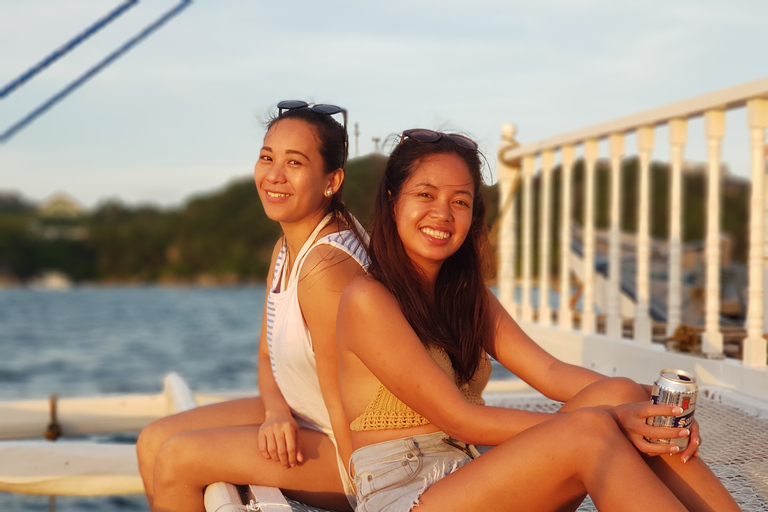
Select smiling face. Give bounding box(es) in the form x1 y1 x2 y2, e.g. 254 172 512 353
253 118 341 228
393 152 475 280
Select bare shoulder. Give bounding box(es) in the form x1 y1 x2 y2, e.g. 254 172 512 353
339 276 397 318
299 242 366 292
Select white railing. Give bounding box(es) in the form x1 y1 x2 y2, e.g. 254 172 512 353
496 77 768 403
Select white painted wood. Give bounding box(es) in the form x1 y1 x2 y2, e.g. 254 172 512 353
703 110 725 355
521 155 535 322
0 394 166 440
744 99 768 367
247 485 292 511
538 150 554 326
558 145 575 329
606 133 624 339
164 372 198 413
203 482 245 512
496 124 521 312
634 126 654 345
582 140 598 334
0 441 142 495
501 76 768 161
667 119 687 337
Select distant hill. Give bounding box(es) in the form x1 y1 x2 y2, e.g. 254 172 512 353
0 153 749 285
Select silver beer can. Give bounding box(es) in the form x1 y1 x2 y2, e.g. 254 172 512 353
645 369 698 449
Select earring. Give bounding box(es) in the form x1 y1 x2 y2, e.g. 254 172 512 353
325 189 333 197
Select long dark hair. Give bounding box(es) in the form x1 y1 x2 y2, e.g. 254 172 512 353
367 134 494 383
266 106 366 244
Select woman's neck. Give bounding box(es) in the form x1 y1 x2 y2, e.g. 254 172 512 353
280 210 331 264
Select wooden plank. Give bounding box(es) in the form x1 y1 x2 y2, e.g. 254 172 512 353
502 76 768 159
0 394 166 440
247 485 292 511
0 441 142 495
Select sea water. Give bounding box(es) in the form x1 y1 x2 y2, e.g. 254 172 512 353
0 286 263 512
0 285 525 511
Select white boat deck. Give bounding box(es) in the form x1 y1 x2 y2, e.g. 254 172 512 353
276 389 768 512
1 375 767 511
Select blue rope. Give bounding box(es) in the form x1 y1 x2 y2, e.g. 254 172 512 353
0 0 139 100
0 0 192 144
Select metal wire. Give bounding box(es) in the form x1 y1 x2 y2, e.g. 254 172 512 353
0 0 192 143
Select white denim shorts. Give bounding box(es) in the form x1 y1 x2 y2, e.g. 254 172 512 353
349 432 479 512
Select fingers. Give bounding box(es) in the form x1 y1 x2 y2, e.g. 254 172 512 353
258 420 300 468
680 420 702 463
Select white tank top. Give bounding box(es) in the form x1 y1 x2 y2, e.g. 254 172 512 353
265 213 369 436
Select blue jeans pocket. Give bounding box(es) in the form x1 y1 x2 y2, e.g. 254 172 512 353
356 451 422 500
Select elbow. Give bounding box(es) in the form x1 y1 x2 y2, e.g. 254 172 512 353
430 404 478 442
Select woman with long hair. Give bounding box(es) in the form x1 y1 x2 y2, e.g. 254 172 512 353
336 128 740 512
137 101 368 512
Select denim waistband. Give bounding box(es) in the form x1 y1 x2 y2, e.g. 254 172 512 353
350 432 476 474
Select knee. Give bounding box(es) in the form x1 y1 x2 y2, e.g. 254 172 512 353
589 377 647 405
565 407 623 446
153 433 194 488
136 418 173 470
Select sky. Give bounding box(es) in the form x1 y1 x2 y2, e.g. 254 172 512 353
1 0 766 210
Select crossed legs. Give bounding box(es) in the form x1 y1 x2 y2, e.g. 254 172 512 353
136 397 351 512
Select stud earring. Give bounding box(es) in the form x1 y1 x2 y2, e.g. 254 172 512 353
325 189 333 197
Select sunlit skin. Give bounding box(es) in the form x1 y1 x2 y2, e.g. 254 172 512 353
137 116 358 512
254 118 342 246
336 146 741 511
393 153 474 283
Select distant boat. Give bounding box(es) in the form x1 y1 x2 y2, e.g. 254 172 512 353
28 270 72 290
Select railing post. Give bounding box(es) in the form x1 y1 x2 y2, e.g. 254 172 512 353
497 124 521 313
667 119 687 337
521 154 536 322
559 145 575 330
703 110 725 355
635 126 654 345
539 150 554 326
745 99 768 366
582 139 599 334
607 134 625 339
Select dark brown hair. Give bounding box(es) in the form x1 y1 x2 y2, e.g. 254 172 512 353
367 134 494 383
266 106 365 244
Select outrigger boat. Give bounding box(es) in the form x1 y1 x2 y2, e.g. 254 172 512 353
2 372 767 511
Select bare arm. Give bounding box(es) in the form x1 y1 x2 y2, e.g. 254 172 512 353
298 245 365 471
337 278 557 447
485 291 606 402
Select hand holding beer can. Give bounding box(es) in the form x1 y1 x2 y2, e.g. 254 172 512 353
644 369 698 449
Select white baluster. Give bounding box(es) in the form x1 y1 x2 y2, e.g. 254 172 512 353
582 140 598 334
497 124 521 312
635 126 654 345
539 150 554 326
559 145 575 330
744 99 768 367
702 110 725 355
606 134 624 339
667 119 687 337
521 154 535 323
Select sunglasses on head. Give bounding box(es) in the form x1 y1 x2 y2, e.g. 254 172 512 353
277 100 348 167
400 128 478 151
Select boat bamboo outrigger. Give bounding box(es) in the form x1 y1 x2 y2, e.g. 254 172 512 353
2 373 768 511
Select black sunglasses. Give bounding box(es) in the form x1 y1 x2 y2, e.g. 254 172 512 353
277 100 348 167
400 128 478 151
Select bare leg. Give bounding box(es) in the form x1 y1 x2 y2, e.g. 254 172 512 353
136 397 266 507
560 377 740 511
151 424 350 512
415 408 687 512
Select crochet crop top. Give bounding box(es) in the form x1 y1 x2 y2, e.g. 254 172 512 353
350 345 492 432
